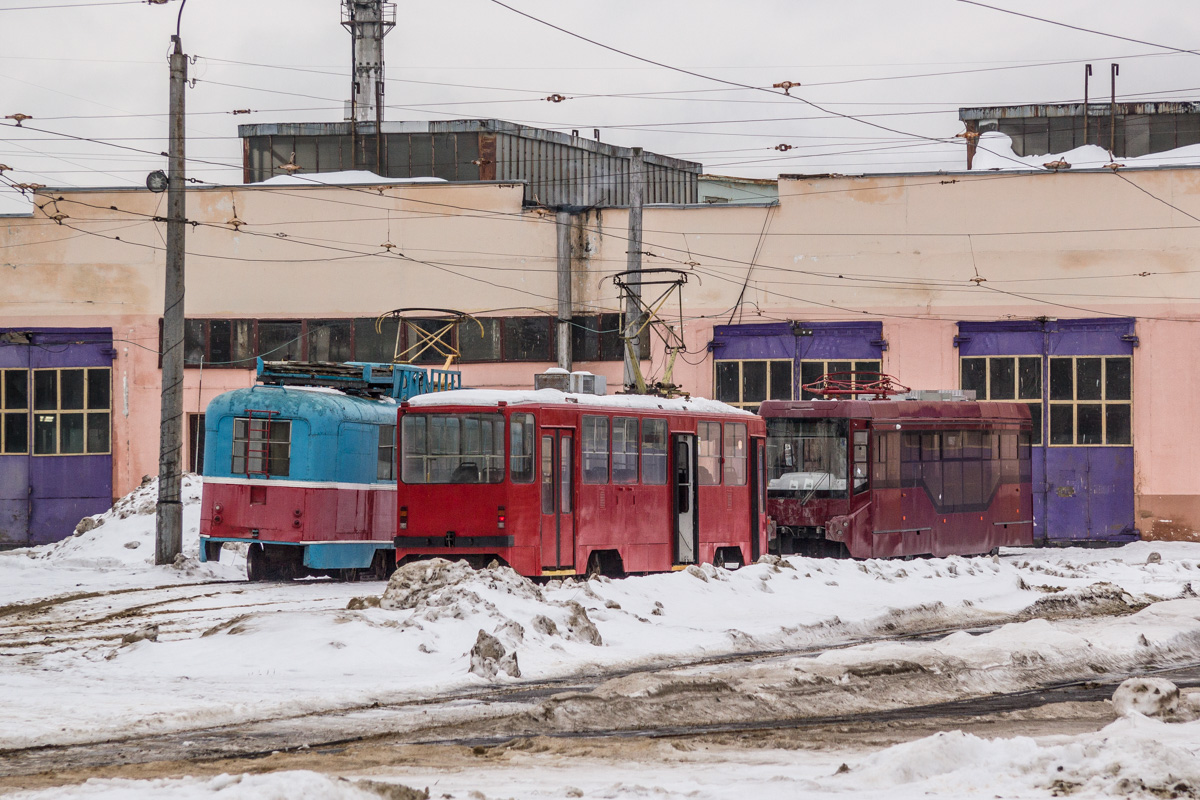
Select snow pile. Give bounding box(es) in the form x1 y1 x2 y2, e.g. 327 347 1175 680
380 558 604 679
29 474 240 578
251 170 446 186
841 712 1200 798
971 130 1200 172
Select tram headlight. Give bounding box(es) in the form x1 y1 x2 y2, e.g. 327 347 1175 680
497 506 506 529
400 506 408 530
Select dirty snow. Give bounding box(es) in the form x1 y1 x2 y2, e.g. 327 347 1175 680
4 480 1200 796
0 474 243 606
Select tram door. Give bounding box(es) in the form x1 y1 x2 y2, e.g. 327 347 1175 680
540 429 575 571
750 438 764 561
672 433 698 564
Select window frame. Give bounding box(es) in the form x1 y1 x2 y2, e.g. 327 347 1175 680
697 421 722 485
713 358 794 412
960 355 1044 446
1047 356 1132 447
29 367 111 456
231 416 292 477
798 359 882 400
581 415 610 484
1 368 30 455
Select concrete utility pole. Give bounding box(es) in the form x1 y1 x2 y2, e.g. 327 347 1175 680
155 34 187 565
622 148 645 391
342 0 395 123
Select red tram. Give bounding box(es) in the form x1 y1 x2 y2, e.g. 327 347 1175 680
761 398 1034 558
392 390 768 577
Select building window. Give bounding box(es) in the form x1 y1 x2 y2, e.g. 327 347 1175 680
402 318 457 365
460 318 502 362
307 320 353 362
1 369 29 454
714 359 792 412
377 424 396 481
582 416 609 484
30 368 110 456
799 360 882 400
1048 356 1132 446
960 356 1043 445
354 317 401 364
571 314 649 362
231 417 291 477
697 421 721 485
503 317 554 361
171 315 583 368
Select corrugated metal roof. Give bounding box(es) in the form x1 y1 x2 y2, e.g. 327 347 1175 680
238 119 700 207
959 102 1200 120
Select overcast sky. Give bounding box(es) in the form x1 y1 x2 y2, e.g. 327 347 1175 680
3 0 1200 214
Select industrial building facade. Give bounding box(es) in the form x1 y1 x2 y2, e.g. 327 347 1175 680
3 165 1199 546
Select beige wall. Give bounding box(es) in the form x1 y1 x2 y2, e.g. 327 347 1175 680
4 169 1200 534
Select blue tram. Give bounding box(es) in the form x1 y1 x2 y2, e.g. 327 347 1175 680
198 360 459 580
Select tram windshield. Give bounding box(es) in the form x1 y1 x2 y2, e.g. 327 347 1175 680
401 413 505 484
765 418 848 499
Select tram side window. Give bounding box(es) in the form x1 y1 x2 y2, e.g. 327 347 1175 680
723 422 747 486
400 413 505 484
582 416 609 484
641 418 668 484
697 421 721 485
612 417 639 484
873 431 900 487
852 429 868 493
377 424 395 481
540 435 554 513
231 417 291 477
510 413 536 483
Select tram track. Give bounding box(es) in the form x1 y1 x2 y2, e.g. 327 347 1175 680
0 598 1157 780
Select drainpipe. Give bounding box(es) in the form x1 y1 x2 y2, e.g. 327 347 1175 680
555 211 572 371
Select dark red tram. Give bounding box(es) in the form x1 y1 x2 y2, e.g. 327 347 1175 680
760 398 1034 558
393 390 768 577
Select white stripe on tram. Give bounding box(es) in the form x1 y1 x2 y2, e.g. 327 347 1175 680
203 477 397 491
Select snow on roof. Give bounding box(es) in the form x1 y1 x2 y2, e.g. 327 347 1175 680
406 387 754 416
250 170 448 186
970 131 1200 171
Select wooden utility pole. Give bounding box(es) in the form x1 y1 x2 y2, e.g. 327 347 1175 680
155 34 187 565
622 148 645 391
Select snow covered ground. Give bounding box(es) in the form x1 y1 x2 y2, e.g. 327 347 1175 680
3 478 1200 798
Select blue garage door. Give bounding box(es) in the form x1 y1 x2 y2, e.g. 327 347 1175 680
710 322 886 412
0 329 115 548
956 318 1137 545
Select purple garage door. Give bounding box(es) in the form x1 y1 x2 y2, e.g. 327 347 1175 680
0 329 114 548
956 319 1137 545
710 322 885 410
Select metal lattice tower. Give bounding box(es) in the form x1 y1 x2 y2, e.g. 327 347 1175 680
341 0 396 123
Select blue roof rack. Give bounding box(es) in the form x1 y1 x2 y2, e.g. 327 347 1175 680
256 358 462 401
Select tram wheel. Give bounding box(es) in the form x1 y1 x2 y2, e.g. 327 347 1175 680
246 543 269 582
336 568 361 583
